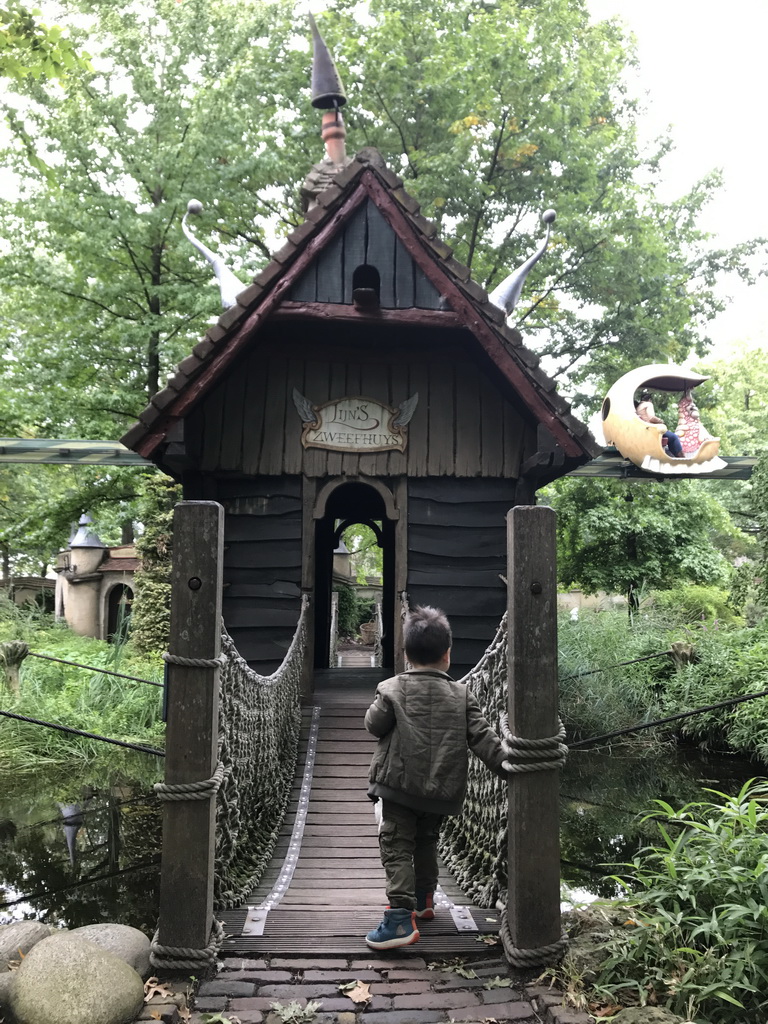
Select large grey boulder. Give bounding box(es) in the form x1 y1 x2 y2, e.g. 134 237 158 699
0 921 56 970
0 971 15 1015
9 932 145 1024
72 923 151 978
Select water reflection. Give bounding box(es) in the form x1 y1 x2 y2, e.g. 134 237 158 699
561 743 762 898
0 746 760 926
0 777 161 932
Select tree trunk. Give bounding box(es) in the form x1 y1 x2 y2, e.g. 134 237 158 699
147 241 163 399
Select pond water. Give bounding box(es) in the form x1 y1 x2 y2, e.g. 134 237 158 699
0 745 761 928
560 742 763 899
0 769 161 933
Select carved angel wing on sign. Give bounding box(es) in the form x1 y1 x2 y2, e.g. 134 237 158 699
292 388 318 425
392 393 419 427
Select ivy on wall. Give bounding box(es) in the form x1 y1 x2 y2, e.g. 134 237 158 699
130 475 181 654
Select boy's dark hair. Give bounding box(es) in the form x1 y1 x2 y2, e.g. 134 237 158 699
404 605 452 666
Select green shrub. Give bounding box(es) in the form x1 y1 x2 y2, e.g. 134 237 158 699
334 583 358 637
660 620 768 759
590 780 768 1023
558 610 669 744
355 598 376 632
649 585 741 626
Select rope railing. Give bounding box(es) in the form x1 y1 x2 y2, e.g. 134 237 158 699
329 590 339 669
374 600 383 668
213 595 310 910
439 613 509 910
560 649 673 681
570 682 768 750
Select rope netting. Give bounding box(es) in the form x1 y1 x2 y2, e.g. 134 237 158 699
439 613 509 909
214 594 309 910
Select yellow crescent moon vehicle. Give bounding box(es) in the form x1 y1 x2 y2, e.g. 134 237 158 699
601 364 726 475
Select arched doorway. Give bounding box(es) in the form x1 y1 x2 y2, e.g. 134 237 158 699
313 480 397 670
106 584 133 643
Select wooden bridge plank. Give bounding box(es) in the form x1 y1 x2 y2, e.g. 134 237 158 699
225 672 497 956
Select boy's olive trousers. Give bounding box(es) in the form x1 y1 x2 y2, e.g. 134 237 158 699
377 799 443 910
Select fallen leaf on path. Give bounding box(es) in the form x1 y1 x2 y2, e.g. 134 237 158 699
341 981 372 1005
484 976 512 989
144 977 175 1002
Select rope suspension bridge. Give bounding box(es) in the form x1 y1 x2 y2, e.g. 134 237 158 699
1 502 762 977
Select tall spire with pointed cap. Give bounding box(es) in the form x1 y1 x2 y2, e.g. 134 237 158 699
302 12 353 209
309 12 346 110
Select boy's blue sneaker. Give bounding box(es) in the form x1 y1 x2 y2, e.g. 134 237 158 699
365 908 420 950
415 890 435 920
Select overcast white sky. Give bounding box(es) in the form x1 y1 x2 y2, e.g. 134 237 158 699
586 0 768 354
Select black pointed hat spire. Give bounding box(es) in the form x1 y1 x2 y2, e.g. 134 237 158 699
309 12 347 109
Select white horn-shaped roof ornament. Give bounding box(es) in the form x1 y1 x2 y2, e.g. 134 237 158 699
181 199 243 310
488 208 556 316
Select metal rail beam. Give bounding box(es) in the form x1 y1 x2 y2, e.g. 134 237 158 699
0 438 150 465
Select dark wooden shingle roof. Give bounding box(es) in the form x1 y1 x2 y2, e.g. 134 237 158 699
122 151 599 464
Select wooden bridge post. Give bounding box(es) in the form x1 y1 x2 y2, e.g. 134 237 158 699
157 500 224 955
505 505 562 961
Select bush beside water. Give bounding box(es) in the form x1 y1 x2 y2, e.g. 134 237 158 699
557 781 768 1024
558 607 768 761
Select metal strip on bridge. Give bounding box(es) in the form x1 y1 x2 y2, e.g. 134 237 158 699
242 706 322 937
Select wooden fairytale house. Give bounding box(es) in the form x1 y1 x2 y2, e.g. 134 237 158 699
121 18 599 683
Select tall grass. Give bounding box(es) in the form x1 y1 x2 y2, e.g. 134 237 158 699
559 609 768 765
0 600 164 780
558 610 670 746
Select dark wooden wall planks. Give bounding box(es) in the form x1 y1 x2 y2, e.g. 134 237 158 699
215 476 303 673
406 478 514 680
187 324 531 480
289 198 441 310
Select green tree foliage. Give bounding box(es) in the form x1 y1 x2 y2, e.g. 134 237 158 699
341 523 383 583
0 2 90 82
326 0 763 404
0 462 147 576
696 344 768 458
546 477 737 608
333 582 358 638
0 0 761 442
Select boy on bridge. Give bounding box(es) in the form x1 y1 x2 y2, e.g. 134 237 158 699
364 605 508 950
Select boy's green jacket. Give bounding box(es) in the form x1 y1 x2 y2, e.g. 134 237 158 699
365 668 508 816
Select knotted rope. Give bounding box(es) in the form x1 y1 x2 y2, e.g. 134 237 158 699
500 712 568 773
497 901 568 967
154 762 227 802
149 919 225 971
162 652 227 669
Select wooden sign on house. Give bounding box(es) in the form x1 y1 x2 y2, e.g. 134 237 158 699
121 22 599 684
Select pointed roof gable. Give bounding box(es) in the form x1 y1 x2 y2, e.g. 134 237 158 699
122 151 599 465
